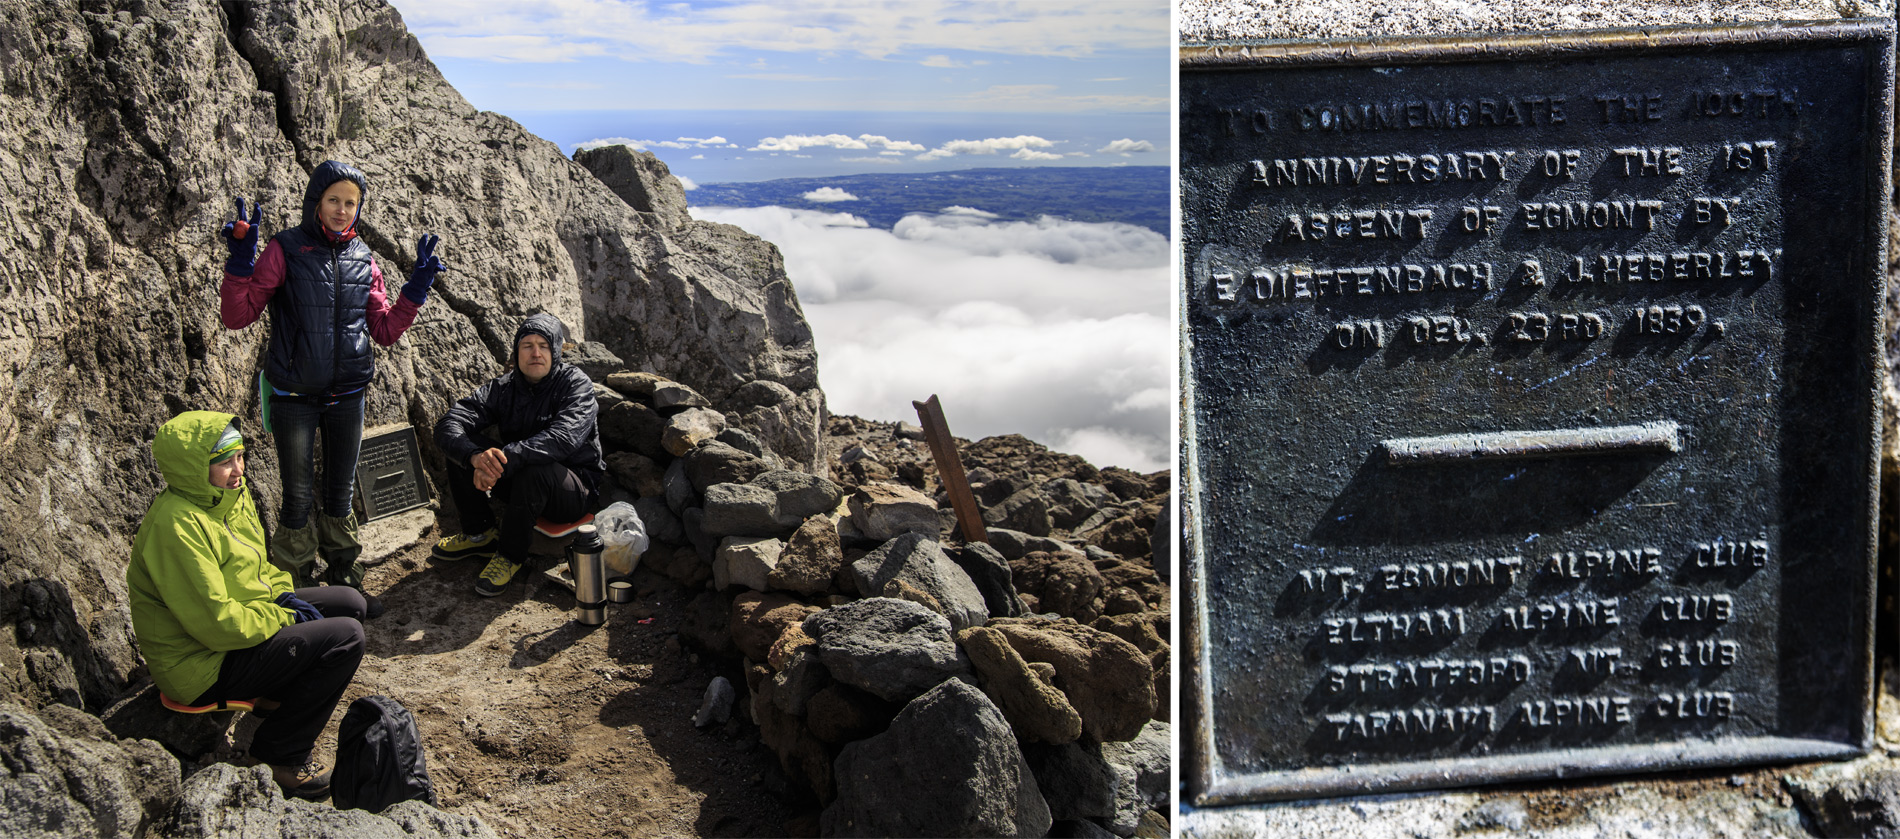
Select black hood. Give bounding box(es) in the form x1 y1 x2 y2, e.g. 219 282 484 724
513 313 568 372
300 160 368 238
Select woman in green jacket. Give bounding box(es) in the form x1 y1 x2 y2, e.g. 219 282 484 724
126 411 367 800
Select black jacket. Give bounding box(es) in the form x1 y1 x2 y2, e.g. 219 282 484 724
434 315 605 491
265 161 377 395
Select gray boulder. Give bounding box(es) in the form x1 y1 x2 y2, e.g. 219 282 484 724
0 701 178 839
1099 720 1170 836
632 495 683 545
984 487 1054 537
803 598 970 702
599 401 669 461
652 381 712 411
163 761 500 838
849 482 942 541
986 528 1076 561
752 469 845 520
702 483 799 538
952 541 1029 619
605 451 665 498
768 515 844 596
715 536 784 592
822 679 1053 838
662 407 727 456
693 677 736 728
564 341 624 382
1045 479 1111 531
572 145 693 230
683 441 773 493
592 382 626 411
1024 742 1117 824
664 458 697 515
716 427 772 460
601 371 669 398
849 533 989 631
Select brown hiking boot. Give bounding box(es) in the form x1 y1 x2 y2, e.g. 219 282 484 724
270 759 332 800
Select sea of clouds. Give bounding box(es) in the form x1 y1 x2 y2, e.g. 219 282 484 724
693 204 1170 473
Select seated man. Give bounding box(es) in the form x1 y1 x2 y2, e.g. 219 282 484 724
433 313 604 595
126 411 367 800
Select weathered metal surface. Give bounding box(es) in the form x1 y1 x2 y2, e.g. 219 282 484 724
354 425 431 522
1180 20 1893 804
913 394 989 544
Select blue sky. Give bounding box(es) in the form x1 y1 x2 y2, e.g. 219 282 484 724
392 0 1171 183
389 1 1173 472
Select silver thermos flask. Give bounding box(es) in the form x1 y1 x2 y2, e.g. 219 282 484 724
568 524 607 625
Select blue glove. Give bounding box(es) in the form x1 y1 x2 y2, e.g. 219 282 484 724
221 197 262 277
274 592 324 624
402 234 445 304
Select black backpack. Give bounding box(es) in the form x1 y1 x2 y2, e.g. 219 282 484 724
332 695 438 813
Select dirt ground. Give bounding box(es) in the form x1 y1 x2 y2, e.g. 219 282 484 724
231 514 802 839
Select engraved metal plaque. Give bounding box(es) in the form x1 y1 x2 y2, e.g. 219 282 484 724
1181 21 1893 803
354 425 431 521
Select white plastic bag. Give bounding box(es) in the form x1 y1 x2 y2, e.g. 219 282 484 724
593 501 650 576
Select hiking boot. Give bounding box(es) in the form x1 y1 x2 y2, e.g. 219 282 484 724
361 593 386 620
270 759 332 800
433 529 498 562
474 555 524 597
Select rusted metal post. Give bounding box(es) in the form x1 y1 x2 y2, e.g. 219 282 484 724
912 394 988 544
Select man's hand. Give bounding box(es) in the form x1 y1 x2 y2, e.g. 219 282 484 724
471 447 507 491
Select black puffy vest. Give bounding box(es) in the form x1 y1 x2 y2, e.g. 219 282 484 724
264 226 377 396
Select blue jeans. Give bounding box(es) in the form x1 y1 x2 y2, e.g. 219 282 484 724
272 393 364 529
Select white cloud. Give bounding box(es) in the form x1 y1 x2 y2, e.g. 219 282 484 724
676 176 698 190
397 0 1166 62
916 135 1056 161
892 212 1165 268
921 55 964 68
573 136 729 153
1011 148 1063 161
1098 138 1155 155
940 206 999 219
690 154 705 160
751 133 925 153
1049 426 1168 474
689 204 1168 472
803 188 860 203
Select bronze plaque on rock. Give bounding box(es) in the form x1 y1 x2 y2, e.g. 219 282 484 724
1180 21 1893 803
354 425 431 521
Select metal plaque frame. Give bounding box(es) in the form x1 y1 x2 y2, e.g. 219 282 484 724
1181 20 1893 803
354 425 431 521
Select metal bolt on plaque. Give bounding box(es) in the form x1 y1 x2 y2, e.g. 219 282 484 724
1179 20 1893 803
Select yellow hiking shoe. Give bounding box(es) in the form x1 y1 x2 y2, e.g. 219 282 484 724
432 529 497 561
474 555 524 597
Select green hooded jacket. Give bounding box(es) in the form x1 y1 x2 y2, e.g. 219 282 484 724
126 411 293 703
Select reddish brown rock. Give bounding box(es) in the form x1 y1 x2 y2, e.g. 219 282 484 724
768 515 843 595
768 623 818 671
1010 550 1106 623
988 617 1155 742
958 626 1084 744
806 683 900 745
730 591 818 663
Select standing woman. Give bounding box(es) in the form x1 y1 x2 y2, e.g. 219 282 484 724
219 161 445 618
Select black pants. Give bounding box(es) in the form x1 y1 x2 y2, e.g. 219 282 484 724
192 586 366 767
445 460 590 563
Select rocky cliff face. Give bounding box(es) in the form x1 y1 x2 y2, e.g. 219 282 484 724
0 0 822 714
